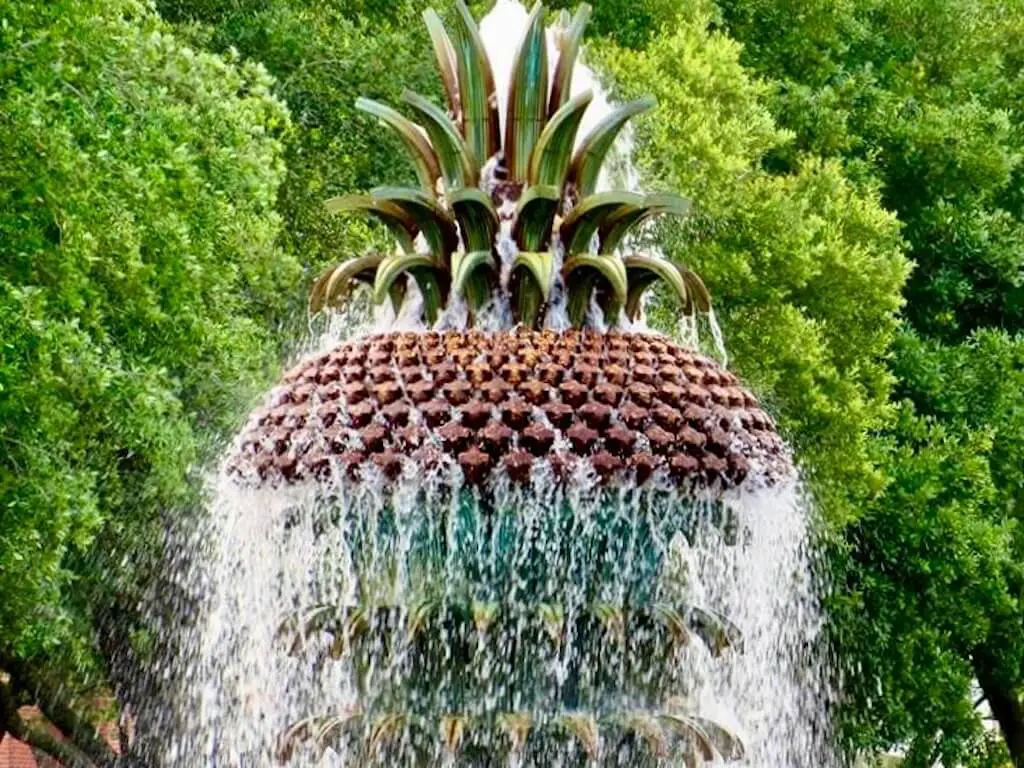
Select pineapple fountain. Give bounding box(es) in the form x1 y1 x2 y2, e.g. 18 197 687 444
162 2 836 766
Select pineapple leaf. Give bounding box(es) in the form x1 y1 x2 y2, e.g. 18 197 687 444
623 254 692 320
618 712 669 758
369 186 458 261
681 267 712 313
314 710 363 750
688 605 743 656
563 253 628 326
407 595 441 638
452 0 500 168
657 713 717 761
513 184 560 251
568 96 656 198
423 9 460 121
323 194 417 253
439 714 469 754
373 252 448 326
470 600 500 635
452 250 497 312
690 716 745 760
505 2 548 181
355 97 441 194
402 89 477 187
649 601 691 648
511 251 556 328
530 90 593 188
450 186 499 252
591 601 625 643
599 193 689 254
497 712 532 753
309 253 386 315
537 601 565 644
367 712 406 753
548 4 591 117
555 713 600 759
561 191 645 254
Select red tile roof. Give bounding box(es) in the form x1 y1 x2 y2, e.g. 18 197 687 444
0 733 39 768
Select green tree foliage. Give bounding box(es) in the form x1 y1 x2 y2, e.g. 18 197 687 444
158 0 445 298
590 4 910 525
0 0 295 756
714 0 1024 760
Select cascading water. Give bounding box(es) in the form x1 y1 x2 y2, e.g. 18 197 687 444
151 2 838 765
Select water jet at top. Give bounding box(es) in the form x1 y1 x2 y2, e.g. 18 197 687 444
156 2 838 765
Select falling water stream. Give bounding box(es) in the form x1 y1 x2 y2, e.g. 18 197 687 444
153 3 837 764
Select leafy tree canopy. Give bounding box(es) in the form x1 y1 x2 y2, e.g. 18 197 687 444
0 0 295 757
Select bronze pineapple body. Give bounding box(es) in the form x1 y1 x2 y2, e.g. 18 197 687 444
229 329 787 489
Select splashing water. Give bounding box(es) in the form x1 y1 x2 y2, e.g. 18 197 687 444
155 452 836 766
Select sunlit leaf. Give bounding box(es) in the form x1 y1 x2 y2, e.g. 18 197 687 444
512 184 560 251
373 252 448 325
324 194 417 253
649 602 691 648
369 186 458 261
619 712 668 757
623 253 692 320
367 712 406 753
599 193 689 254
449 186 499 252
563 253 628 325
452 250 497 312
505 2 548 181
355 97 441 194
568 96 656 198
511 250 556 328
548 4 591 117
497 712 532 753
440 714 469 754
555 713 600 759
530 90 593 188
423 9 460 122
309 253 386 315
452 0 500 167
402 90 477 188
561 191 644 254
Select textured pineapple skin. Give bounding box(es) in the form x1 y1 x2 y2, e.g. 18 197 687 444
228 329 789 489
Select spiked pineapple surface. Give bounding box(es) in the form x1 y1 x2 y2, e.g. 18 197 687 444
229 328 787 489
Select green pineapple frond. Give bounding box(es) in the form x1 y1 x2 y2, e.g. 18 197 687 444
314 1 710 331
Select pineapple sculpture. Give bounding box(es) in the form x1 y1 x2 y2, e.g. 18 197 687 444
228 2 791 765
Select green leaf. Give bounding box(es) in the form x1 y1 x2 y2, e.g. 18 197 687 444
373 252 448 325
449 186 499 252
623 253 695 320
657 713 717 761
617 712 668 758
355 97 441 194
423 9 460 121
324 194 417 253
513 184 560 251
451 249 496 312
688 605 742 656
568 96 656 198
511 250 556 328
560 191 645 254
599 193 689 254
554 713 599 759
401 90 477 188
505 2 548 181
563 253 628 325
309 253 387 315
452 0 500 168
369 186 458 262
497 712 532 753
529 90 593 188
548 4 591 117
